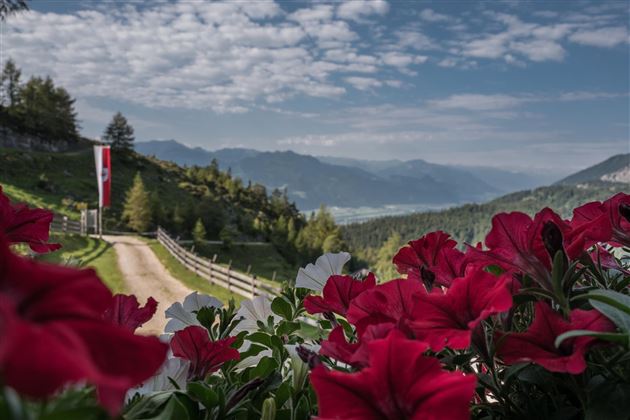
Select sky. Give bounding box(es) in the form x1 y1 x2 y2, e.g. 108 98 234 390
2 0 629 174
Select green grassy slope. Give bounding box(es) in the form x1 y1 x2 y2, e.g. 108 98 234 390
194 242 293 285
35 233 125 293
145 239 243 304
0 146 196 224
342 182 628 253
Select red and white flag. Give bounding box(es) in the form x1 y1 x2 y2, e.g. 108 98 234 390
94 145 111 208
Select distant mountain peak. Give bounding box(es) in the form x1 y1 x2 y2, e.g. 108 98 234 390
556 153 630 186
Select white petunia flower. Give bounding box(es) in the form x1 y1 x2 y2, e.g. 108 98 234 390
164 291 223 333
232 296 278 335
295 252 351 291
126 358 190 401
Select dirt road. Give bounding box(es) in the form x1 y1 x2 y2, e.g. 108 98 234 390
103 235 193 335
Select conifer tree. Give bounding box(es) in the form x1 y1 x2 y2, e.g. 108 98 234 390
193 218 207 245
0 59 21 108
122 173 152 232
103 112 135 151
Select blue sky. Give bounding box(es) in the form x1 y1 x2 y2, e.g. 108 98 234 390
2 0 629 174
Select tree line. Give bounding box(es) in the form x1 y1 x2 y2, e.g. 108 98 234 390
121 160 346 266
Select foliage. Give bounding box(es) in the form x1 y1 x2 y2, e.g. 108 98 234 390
0 0 27 21
0 60 79 142
102 112 135 151
2 191 630 419
344 181 629 268
192 218 207 245
122 173 152 232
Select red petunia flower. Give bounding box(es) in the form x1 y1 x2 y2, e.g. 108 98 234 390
466 208 579 289
310 331 476 420
171 325 240 380
304 273 376 317
0 236 167 414
393 231 467 289
319 323 394 367
346 279 424 335
496 302 615 374
409 270 513 351
0 186 61 253
603 192 630 247
102 294 158 333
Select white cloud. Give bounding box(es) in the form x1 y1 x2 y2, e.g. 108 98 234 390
2 1 416 113
569 26 629 48
419 9 451 23
428 91 627 111
429 94 526 111
337 0 389 22
345 76 382 90
510 39 565 61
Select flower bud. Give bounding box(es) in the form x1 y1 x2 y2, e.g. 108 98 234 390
261 397 276 420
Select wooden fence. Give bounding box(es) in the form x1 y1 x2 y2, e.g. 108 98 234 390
50 215 83 235
156 227 282 300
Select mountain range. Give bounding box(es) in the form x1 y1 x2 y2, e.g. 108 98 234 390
136 140 558 210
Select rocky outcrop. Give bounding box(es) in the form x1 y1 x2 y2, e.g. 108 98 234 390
0 126 86 152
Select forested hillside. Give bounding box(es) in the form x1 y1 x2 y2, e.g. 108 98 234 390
343 181 628 272
0 59 346 269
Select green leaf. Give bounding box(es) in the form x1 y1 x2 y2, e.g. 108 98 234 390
248 356 278 380
271 297 293 320
247 332 273 347
554 329 629 348
297 320 323 340
573 289 630 332
187 382 219 409
276 320 301 336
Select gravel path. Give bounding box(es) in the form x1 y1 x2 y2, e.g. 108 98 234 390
102 235 193 336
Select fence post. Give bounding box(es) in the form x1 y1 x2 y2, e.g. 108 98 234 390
272 271 277 283
251 275 257 299
227 261 232 292
62 216 68 234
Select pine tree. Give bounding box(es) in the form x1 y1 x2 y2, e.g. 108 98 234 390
122 173 152 232
103 112 135 151
193 218 207 245
0 59 21 108
0 0 28 21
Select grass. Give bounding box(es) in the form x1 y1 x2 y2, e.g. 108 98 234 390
35 233 126 293
195 242 294 286
145 238 243 304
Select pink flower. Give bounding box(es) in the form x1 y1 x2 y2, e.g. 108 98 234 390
0 185 60 253
409 271 513 351
311 331 476 420
0 235 167 414
496 302 615 374
393 231 467 289
171 326 240 380
346 279 424 335
304 273 376 317
102 294 158 333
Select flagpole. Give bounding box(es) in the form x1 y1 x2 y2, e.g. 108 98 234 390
99 205 103 238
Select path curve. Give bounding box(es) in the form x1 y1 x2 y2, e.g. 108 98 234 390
102 235 193 336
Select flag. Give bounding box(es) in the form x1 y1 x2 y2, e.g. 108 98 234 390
94 145 111 208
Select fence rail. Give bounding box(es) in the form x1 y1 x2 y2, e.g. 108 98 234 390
156 227 282 300
50 215 83 235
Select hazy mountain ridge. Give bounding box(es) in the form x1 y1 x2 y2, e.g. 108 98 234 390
136 140 542 209
556 153 630 185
